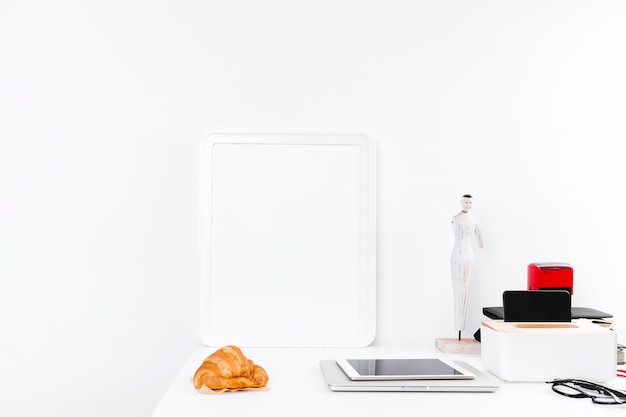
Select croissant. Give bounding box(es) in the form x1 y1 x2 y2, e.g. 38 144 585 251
193 345 269 390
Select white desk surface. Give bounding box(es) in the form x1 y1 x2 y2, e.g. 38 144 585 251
151 345 626 417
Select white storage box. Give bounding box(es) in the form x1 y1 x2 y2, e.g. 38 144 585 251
481 319 616 382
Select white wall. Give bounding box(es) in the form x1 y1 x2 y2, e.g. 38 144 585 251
1 1 625 416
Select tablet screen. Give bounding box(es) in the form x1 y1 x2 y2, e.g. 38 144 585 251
336 358 475 380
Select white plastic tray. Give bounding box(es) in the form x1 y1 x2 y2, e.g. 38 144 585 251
199 132 376 347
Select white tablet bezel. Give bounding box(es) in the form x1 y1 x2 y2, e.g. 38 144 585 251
335 358 476 381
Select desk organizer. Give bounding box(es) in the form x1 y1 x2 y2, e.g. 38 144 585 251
481 319 616 382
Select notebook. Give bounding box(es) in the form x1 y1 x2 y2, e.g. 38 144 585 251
320 360 500 392
482 306 612 321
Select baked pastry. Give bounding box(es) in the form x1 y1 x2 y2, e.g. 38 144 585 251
193 345 269 390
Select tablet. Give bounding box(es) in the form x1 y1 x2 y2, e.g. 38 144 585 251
335 358 475 381
321 360 498 392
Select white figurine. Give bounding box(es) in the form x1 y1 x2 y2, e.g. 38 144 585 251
450 194 484 340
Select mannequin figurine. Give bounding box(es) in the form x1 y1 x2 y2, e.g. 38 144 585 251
450 194 484 340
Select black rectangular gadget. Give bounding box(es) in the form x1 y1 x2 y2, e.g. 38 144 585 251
502 290 571 322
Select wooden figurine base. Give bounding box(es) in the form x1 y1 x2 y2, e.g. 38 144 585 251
435 337 481 354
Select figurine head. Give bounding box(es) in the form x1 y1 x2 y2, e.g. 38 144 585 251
460 194 473 213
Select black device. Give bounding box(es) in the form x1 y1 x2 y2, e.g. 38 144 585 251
502 290 571 322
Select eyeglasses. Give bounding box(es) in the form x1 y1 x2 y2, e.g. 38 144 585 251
548 379 626 405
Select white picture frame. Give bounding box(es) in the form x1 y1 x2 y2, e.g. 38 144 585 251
199 132 376 347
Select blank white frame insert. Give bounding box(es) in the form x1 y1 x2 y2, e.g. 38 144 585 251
199 133 376 347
